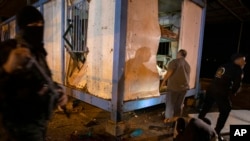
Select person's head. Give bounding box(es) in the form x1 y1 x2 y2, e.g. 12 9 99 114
177 49 187 59
176 117 186 134
16 6 44 48
231 53 246 69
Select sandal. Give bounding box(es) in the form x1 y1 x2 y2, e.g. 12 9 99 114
164 117 178 123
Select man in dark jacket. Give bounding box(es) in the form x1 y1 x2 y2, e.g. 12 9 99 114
198 54 246 141
0 6 67 141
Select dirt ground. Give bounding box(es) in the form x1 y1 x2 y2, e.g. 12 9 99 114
46 80 250 141
46 98 175 141
46 96 207 141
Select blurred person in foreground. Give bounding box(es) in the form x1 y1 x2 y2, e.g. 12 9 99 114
0 6 68 141
160 49 190 123
174 117 218 141
198 53 246 141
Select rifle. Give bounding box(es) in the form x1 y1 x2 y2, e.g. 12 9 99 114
26 57 70 118
16 35 70 118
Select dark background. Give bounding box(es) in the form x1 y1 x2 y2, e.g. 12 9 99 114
200 21 250 83
200 0 250 83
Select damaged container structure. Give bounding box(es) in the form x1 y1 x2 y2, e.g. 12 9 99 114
0 0 206 136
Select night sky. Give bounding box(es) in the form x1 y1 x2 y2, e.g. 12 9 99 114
200 21 250 83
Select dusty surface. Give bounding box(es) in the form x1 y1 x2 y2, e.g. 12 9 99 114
46 80 250 141
46 99 174 141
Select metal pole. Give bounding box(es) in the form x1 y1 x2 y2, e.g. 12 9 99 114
237 22 243 53
61 0 66 85
111 0 128 122
195 2 207 98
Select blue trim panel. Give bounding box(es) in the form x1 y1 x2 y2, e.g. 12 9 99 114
111 0 128 122
123 89 196 112
195 4 207 97
33 0 50 7
123 95 166 112
64 86 112 112
61 0 66 84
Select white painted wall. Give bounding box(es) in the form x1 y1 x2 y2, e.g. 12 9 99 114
124 0 161 100
179 0 203 89
43 0 63 83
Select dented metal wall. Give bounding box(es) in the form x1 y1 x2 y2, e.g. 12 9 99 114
43 0 63 83
179 0 203 89
66 0 115 99
124 0 161 101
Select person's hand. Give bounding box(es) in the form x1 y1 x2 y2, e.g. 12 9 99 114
57 88 68 106
38 85 68 106
160 80 166 88
3 47 31 73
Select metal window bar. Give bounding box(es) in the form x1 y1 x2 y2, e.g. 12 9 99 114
66 0 88 53
1 24 10 41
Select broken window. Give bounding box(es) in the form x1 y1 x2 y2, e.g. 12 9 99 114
157 0 182 90
64 0 89 77
0 24 10 41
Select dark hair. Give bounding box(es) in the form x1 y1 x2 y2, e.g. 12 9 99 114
201 117 212 125
231 53 245 62
178 49 187 58
176 117 186 133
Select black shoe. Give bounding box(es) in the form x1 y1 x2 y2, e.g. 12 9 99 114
218 135 226 141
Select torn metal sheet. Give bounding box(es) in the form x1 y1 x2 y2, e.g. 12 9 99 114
124 0 161 101
160 25 178 41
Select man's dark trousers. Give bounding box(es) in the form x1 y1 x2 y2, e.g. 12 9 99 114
198 85 231 134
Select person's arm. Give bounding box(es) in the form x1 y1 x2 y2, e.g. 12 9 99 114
231 69 243 95
160 69 174 88
0 40 18 101
160 60 176 88
0 66 10 102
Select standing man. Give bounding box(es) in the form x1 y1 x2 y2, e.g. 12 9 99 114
198 54 246 141
0 6 67 141
160 49 190 123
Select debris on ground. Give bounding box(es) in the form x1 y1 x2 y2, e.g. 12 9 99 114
148 125 167 131
130 128 143 137
85 119 99 127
